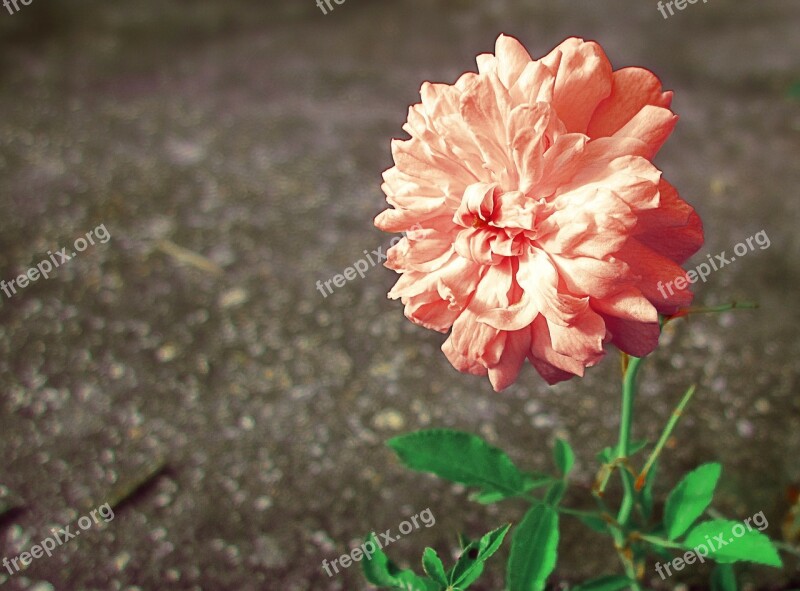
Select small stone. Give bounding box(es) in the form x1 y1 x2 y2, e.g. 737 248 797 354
533 414 556 428
219 288 249 309
109 362 125 379
736 419 755 438
165 568 181 582
372 410 405 431
156 344 178 362
254 496 273 511
114 552 131 572
154 493 173 508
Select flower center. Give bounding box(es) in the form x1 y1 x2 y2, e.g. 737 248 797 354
472 216 487 229
453 182 542 264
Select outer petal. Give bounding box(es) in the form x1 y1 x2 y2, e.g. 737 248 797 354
488 328 532 391
402 289 462 333
528 315 587 383
547 305 607 366
443 337 489 377
590 289 660 357
601 316 660 357
385 232 454 273
615 239 694 315
528 357 576 385
611 105 677 159
550 253 632 300
540 38 613 133
587 67 673 138
512 59 557 106
635 179 704 264
389 253 481 303
494 34 533 90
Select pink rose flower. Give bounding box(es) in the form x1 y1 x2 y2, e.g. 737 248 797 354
375 35 704 391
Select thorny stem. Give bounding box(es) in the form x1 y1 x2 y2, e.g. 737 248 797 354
663 301 758 326
635 384 697 490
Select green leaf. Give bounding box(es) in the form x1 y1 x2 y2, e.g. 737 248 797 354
651 543 674 563
544 480 566 506
554 438 575 477
422 548 447 586
683 519 782 567
362 534 401 586
523 473 556 491
404 577 439 591
469 474 554 505
449 523 511 588
572 575 635 591
507 505 559 591
362 533 439 590
451 560 484 589
597 440 648 464
664 463 722 539
469 490 510 505
387 430 526 496
711 563 738 591
575 512 608 534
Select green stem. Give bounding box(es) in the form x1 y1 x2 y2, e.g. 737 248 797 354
636 534 685 550
611 527 640 589
636 384 697 489
616 356 643 526
662 301 758 328
615 355 645 590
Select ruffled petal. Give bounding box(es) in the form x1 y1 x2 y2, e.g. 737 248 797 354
634 179 704 263
495 34 533 89
488 328 532 391
587 67 673 138
611 105 677 159
540 37 613 133
590 288 660 356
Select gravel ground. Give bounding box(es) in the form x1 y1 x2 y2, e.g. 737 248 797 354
0 1 799 589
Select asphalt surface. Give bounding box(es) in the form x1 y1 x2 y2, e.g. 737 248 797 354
0 1 799 589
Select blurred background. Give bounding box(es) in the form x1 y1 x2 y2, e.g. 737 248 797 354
1 0 799 589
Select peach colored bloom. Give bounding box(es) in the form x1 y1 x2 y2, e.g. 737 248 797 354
375 35 703 391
